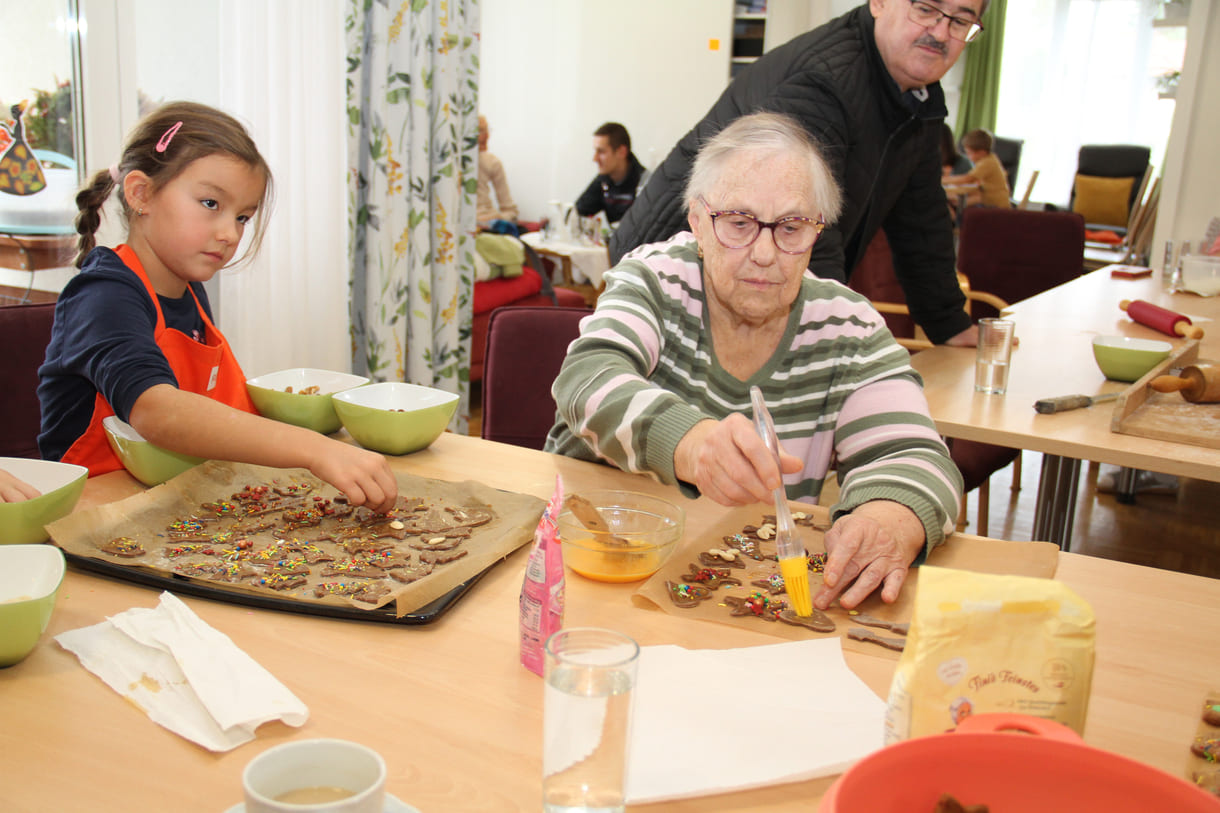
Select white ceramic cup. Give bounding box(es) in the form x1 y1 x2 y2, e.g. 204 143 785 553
242 739 386 813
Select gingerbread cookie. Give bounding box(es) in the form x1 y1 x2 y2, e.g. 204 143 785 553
420 548 468 565
932 793 989 813
847 612 909 635
665 580 713 608
681 565 742 590
847 627 906 652
778 607 835 632
98 537 145 558
698 548 747 569
751 573 788 595
723 591 785 621
389 561 435 583
1193 769 1220 798
1193 737 1220 763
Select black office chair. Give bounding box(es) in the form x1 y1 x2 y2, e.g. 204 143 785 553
1069 144 1151 231
991 136 1023 195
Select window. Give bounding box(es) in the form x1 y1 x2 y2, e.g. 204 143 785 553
995 0 1181 205
0 0 82 295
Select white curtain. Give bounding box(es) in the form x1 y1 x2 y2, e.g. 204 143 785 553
215 0 350 378
996 0 1169 206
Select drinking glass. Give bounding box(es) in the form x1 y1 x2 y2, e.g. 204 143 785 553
543 628 639 813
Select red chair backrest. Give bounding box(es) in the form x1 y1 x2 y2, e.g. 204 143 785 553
958 208 1086 320
480 306 592 450
0 302 56 458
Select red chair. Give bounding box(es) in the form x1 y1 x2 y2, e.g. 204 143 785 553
0 302 56 458
480 305 592 450
469 243 586 383
950 207 1086 536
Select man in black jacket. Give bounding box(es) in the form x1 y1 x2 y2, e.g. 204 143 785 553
610 0 989 345
576 122 648 224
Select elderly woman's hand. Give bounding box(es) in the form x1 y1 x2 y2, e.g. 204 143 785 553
674 414 803 506
813 499 926 610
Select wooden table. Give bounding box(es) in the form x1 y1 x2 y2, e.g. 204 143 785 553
912 268 1220 547
2 432 1216 811
520 231 609 306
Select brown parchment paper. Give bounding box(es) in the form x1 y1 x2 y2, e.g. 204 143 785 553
46 461 545 617
633 505 1060 658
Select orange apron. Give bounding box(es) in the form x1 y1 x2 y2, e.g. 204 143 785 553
62 245 256 476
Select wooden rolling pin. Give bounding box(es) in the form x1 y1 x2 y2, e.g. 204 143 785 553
1150 365 1220 402
1119 299 1205 339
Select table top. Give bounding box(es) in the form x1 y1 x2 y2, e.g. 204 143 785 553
2 432 1217 811
521 231 612 287
911 268 1220 480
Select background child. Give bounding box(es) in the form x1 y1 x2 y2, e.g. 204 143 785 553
38 101 397 511
944 128 1012 209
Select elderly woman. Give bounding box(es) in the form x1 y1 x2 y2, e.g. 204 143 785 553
544 112 962 610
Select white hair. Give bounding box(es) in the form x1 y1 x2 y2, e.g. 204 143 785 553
684 112 843 224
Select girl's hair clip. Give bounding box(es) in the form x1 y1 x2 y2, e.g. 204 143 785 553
156 121 183 153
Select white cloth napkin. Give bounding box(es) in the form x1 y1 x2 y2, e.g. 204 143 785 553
55 591 308 752
625 638 885 804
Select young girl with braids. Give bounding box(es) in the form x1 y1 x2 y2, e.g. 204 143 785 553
37 102 397 511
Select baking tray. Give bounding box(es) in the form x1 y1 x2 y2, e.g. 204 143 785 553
63 548 510 625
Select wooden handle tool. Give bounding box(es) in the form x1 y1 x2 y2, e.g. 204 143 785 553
1119 299 1205 339
1034 393 1119 414
1150 365 1220 403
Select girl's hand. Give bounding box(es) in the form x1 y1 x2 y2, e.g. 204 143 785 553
0 469 43 503
306 437 399 513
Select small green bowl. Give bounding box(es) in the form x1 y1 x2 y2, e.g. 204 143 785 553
103 416 204 486
246 368 369 434
0 544 65 667
0 458 88 545
332 382 459 456
1091 336 1172 382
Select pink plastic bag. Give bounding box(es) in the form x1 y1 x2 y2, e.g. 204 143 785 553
519 476 565 675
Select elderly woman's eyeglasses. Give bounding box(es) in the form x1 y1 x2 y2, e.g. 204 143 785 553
700 198 826 255
907 0 984 43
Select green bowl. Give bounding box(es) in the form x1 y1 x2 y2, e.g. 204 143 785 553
0 544 65 667
103 416 204 486
1091 336 1172 382
246 368 369 434
332 382 459 456
0 458 88 545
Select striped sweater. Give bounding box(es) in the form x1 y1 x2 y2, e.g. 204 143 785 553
544 232 962 554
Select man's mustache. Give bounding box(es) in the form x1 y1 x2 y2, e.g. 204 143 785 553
914 34 948 55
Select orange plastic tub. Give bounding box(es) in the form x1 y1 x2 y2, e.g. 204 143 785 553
819 714 1220 812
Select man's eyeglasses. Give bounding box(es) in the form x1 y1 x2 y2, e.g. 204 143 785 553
700 198 826 255
907 0 984 43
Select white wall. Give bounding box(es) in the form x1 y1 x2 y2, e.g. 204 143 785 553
478 0 735 221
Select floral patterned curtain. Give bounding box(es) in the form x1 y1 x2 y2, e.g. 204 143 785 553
346 0 479 432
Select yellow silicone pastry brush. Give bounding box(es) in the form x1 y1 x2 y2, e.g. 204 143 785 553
749 386 813 617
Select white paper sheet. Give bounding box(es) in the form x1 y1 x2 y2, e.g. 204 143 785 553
625 638 885 804
55 591 307 751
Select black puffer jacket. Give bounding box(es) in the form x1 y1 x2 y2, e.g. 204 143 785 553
609 5 970 344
